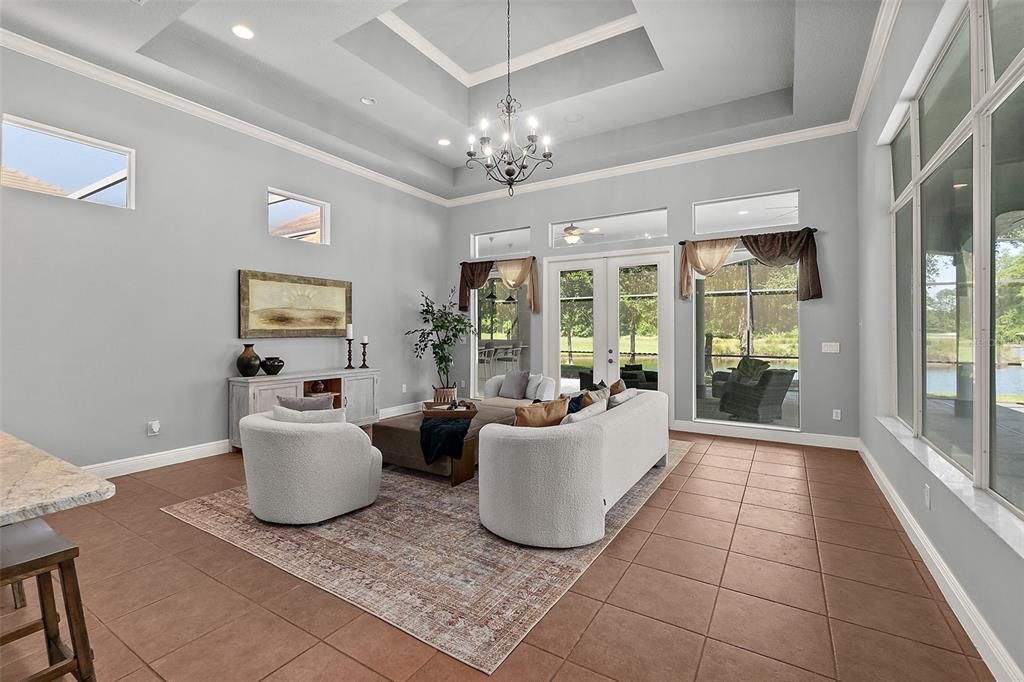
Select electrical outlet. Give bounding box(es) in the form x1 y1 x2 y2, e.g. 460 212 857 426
822 342 841 353
832 409 841 421
924 483 931 509
146 420 161 437
401 384 407 394
460 380 466 388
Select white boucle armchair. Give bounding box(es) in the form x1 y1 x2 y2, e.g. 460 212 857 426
478 390 669 548
483 374 557 401
239 412 382 524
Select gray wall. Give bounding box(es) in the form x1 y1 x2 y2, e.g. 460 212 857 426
856 2 1024 669
0 49 449 467
447 132 861 437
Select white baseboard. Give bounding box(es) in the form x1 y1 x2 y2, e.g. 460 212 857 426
379 401 422 419
669 419 861 450
858 442 1023 682
83 439 231 479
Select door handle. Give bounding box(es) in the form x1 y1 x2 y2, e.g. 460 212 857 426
608 358 614 365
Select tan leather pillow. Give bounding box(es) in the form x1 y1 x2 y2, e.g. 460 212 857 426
514 398 570 427
608 378 627 396
582 386 611 408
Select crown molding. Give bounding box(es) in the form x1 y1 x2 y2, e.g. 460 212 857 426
0 29 450 207
2 0 899 211
849 0 902 129
378 12 644 88
447 120 857 207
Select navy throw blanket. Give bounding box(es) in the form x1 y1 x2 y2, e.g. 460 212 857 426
419 417 472 465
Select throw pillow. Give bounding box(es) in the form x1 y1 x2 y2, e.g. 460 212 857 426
277 394 334 411
588 379 608 391
498 370 530 399
514 397 569 427
560 398 607 424
272 405 347 423
608 388 638 408
608 378 627 396
566 393 587 414
525 374 543 399
582 386 611 408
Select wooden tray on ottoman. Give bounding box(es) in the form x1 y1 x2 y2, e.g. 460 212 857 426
421 402 478 419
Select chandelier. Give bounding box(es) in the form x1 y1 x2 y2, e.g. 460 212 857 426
466 0 553 196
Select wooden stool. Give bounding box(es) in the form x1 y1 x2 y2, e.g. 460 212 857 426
1 518 96 682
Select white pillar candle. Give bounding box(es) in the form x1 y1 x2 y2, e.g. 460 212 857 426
361 336 369 344
346 323 354 337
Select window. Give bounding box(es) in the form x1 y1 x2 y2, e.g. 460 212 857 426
471 228 532 396
1 115 133 208
695 251 800 430
693 190 799 236
268 189 329 244
473 226 530 258
551 208 667 249
895 201 915 426
990 81 1024 509
889 3 1024 516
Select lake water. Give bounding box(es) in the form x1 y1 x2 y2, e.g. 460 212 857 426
927 364 1024 400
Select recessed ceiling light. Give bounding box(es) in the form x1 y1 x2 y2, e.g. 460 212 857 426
231 24 254 40
360 96 377 106
564 113 584 123
437 138 451 146
953 183 968 189
737 210 750 215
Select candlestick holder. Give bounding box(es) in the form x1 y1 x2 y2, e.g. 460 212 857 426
359 342 369 369
345 338 355 370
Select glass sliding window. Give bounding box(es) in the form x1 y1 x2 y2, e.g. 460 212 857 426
990 83 1024 509
919 22 971 166
895 202 916 426
921 140 974 472
891 122 913 199
268 189 329 244
475 276 531 395
989 0 1024 81
473 226 530 259
1 117 132 208
695 256 800 429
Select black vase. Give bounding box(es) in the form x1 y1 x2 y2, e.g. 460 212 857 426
236 344 261 377
261 356 285 375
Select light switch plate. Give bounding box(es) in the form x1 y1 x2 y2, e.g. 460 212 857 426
822 342 841 354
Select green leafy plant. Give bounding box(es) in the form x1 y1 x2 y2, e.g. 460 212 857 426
406 288 475 389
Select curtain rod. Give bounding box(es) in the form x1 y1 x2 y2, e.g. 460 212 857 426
459 255 536 266
679 226 817 246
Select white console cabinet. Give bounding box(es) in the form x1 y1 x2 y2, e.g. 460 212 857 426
228 368 380 448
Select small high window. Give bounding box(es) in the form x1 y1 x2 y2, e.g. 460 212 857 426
268 189 330 244
693 190 799 236
473 226 530 259
1 115 133 208
551 208 668 249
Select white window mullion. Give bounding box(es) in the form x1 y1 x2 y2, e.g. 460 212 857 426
910 97 924 437
973 111 992 490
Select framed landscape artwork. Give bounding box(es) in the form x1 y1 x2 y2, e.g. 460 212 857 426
239 270 351 338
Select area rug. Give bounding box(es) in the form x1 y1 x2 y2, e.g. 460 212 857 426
162 439 689 674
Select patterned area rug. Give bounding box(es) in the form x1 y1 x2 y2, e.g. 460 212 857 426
163 440 689 674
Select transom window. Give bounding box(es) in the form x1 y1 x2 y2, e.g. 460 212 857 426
1 115 133 208
889 2 1024 515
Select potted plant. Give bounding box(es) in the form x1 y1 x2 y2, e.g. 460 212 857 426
406 287 475 404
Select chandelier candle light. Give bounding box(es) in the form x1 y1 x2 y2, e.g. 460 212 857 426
466 0 554 196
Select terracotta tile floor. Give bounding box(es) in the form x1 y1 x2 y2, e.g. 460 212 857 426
0 433 995 681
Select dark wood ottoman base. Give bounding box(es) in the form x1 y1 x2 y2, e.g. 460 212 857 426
372 405 515 486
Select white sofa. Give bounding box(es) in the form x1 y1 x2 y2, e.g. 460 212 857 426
239 412 382 524
478 390 669 548
481 373 557 409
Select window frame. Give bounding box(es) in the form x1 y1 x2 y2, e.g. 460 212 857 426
471 225 531 260
267 187 331 245
1 114 136 209
887 1 1024 519
549 207 668 250
692 189 801 237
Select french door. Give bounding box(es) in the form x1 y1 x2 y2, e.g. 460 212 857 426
544 249 674 408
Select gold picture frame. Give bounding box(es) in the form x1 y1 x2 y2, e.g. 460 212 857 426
239 270 352 338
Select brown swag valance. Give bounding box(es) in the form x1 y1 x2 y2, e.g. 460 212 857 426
458 256 540 313
680 227 822 301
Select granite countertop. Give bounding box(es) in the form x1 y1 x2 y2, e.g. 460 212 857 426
0 432 115 525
